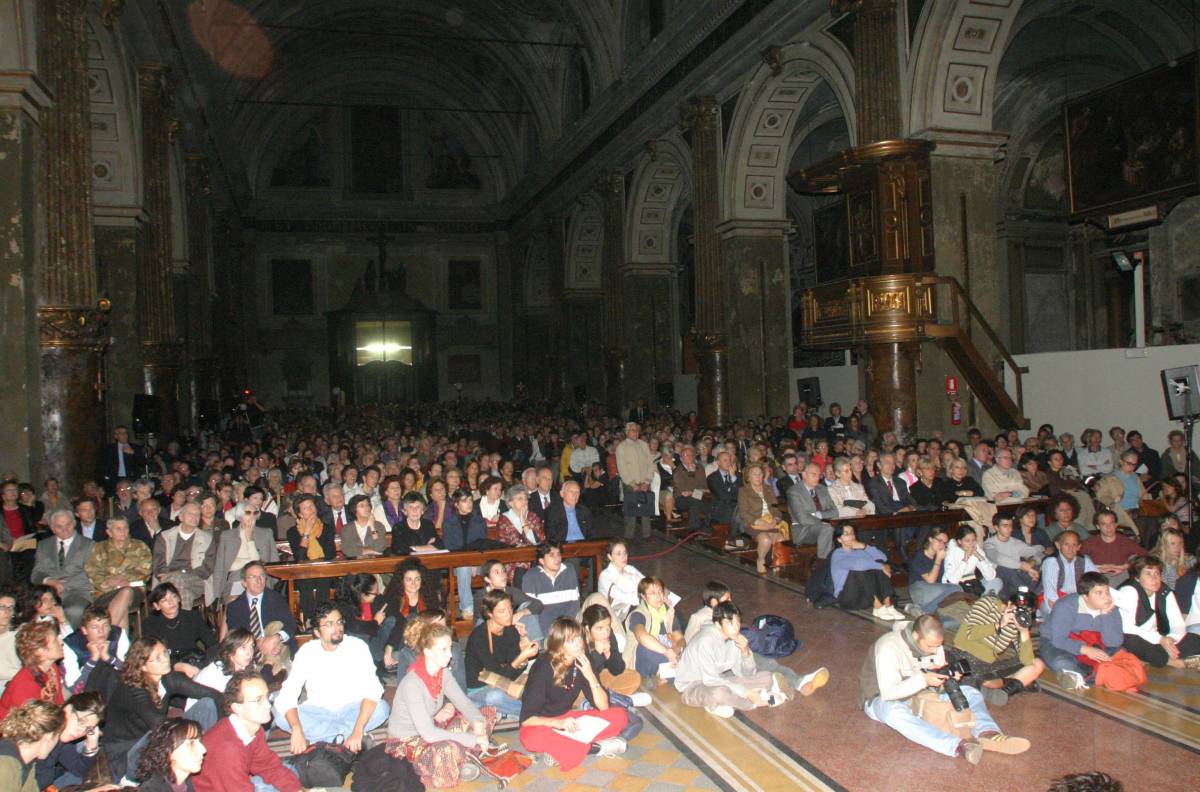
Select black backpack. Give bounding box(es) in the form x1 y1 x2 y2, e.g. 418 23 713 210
291 737 358 788
805 558 837 608
351 743 424 791
740 614 801 657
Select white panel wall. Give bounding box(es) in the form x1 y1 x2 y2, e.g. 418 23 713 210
790 364 861 412
1009 345 1200 447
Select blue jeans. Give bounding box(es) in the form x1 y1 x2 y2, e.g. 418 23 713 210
467 685 523 718
454 566 477 615
864 685 999 757
271 700 391 743
251 761 297 792
368 616 396 663
908 580 964 613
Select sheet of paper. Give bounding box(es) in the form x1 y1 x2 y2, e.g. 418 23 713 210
411 547 450 555
657 662 677 680
552 714 610 744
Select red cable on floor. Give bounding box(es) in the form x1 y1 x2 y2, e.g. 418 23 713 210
630 531 708 561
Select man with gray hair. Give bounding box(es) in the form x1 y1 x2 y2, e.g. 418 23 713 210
32 509 95 626
616 422 655 539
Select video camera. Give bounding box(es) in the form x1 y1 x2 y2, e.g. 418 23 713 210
1011 587 1037 630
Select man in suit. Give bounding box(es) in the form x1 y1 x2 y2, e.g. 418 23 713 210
544 480 595 582
785 462 837 559
212 508 280 601
130 495 167 551
98 425 143 494
528 467 560 523
32 509 95 627
968 441 994 484
109 479 139 527
226 560 299 655
673 445 709 531
775 454 803 500
322 483 349 539
74 497 103 542
866 452 920 558
706 450 741 525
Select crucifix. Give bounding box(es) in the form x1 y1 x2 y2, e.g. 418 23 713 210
372 223 406 293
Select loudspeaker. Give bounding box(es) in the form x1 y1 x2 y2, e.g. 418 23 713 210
132 394 161 435
1161 366 1200 420
655 382 674 407
796 376 823 408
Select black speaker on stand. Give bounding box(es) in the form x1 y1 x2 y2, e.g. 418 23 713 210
1161 365 1200 518
132 394 162 436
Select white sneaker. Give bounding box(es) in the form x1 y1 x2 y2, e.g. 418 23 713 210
872 607 891 620
883 606 907 620
796 667 830 696
630 691 653 707
873 607 902 621
705 704 735 718
596 736 627 757
903 603 925 619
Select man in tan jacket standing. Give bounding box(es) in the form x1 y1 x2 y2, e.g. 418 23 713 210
617 422 655 539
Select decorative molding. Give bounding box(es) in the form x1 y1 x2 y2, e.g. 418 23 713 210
0 71 53 120
37 304 111 350
100 0 126 29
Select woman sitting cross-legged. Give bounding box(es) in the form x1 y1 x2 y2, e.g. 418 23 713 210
1114 555 1200 669
133 717 207 792
0 700 63 792
465 589 540 721
519 617 629 770
472 559 544 642
674 601 790 719
830 524 903 620
623 576 686 683
580 604 646 741
393 610 467 692
386 618 496 788
104 637 222 783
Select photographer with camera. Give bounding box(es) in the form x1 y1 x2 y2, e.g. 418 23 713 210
861 615 1030 763
947 590 1045 707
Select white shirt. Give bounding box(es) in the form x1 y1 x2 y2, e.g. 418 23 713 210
1039 554 1098 613
941 540 997 585
55 535 77 561
1113 585 1186 644
569 446 600 473
187 661 233 709
275 635 383 714
597 563 645 612
1077 448 1113 477
62 628 130 690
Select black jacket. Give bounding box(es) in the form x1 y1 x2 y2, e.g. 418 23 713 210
543 501 594 543
528 489 561 523
104 673 221 780
706 469 740 523
226 588 299 652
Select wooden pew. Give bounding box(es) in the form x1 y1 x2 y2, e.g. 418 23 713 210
829 508 970 584
265 539 608 634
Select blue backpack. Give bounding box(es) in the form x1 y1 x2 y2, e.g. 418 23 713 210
740 614 801 657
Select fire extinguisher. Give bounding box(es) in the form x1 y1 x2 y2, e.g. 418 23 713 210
951 400 962 425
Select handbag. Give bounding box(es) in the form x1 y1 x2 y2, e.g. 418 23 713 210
291 737 357 788
959 570 985 597
478 668 528 700
911 690 976 740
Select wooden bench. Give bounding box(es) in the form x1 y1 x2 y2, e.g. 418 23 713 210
830 508 971 585
265 539 608 636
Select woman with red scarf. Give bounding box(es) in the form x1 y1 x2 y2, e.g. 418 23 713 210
0 622 64 719
385 619 495 787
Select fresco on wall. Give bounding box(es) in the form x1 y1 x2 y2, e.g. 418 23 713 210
1024 134 1068 212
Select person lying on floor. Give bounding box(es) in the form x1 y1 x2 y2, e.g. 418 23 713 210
674 602 800 719
861 614 1031 764
829 524 903 620
1114 555 1200 670
947 593 1046 707
683 580 827 696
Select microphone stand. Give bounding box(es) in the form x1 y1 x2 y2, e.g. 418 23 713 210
1184 389 1197 524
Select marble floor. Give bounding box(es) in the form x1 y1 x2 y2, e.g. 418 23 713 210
268 515 1200 791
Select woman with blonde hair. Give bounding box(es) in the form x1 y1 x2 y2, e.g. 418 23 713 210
0 699 64 792
387 617 495 787
519 617 628 769
0 622 63 720
736 462 789 574
1153 527 1196 590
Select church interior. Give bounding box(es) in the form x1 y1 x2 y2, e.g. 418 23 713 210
3 1 1200 791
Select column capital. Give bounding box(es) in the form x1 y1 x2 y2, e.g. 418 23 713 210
715 218 795 240
101 0 127 28
37 304 111 350
914 127 1010 161
0 71 52 122
678 95 719 133
137 64 170 98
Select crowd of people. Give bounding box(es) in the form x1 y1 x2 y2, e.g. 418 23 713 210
0 395 1194 787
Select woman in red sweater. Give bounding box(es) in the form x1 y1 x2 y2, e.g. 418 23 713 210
0 622 64 720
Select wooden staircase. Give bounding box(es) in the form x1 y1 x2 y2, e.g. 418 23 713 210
800 274 1029 430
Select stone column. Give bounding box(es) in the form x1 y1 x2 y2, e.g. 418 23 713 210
37 0 109 493
681 96 727 427
96 218 143 434
495 229 515 398
599 170 627 417
185 154 214 435
866 342 919 441
138 64 180 440
717 220 793 418
835 0 902 145
0 65 52 481
545 216 571 405
620 264 677 408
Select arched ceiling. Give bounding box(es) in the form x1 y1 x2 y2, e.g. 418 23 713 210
161 0 611 207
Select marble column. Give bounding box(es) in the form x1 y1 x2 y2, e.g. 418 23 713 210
0 67 51 481
599 170 627 417
866 342 919 442
681 96 727 427
717 220 793 419
37 0 109 493
563 291 605 404
185 154 215 434
620 264 678 408
544 216 571 405
96 219 143 434
495 230 515 399
836 0 902 145
138 64 181 439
